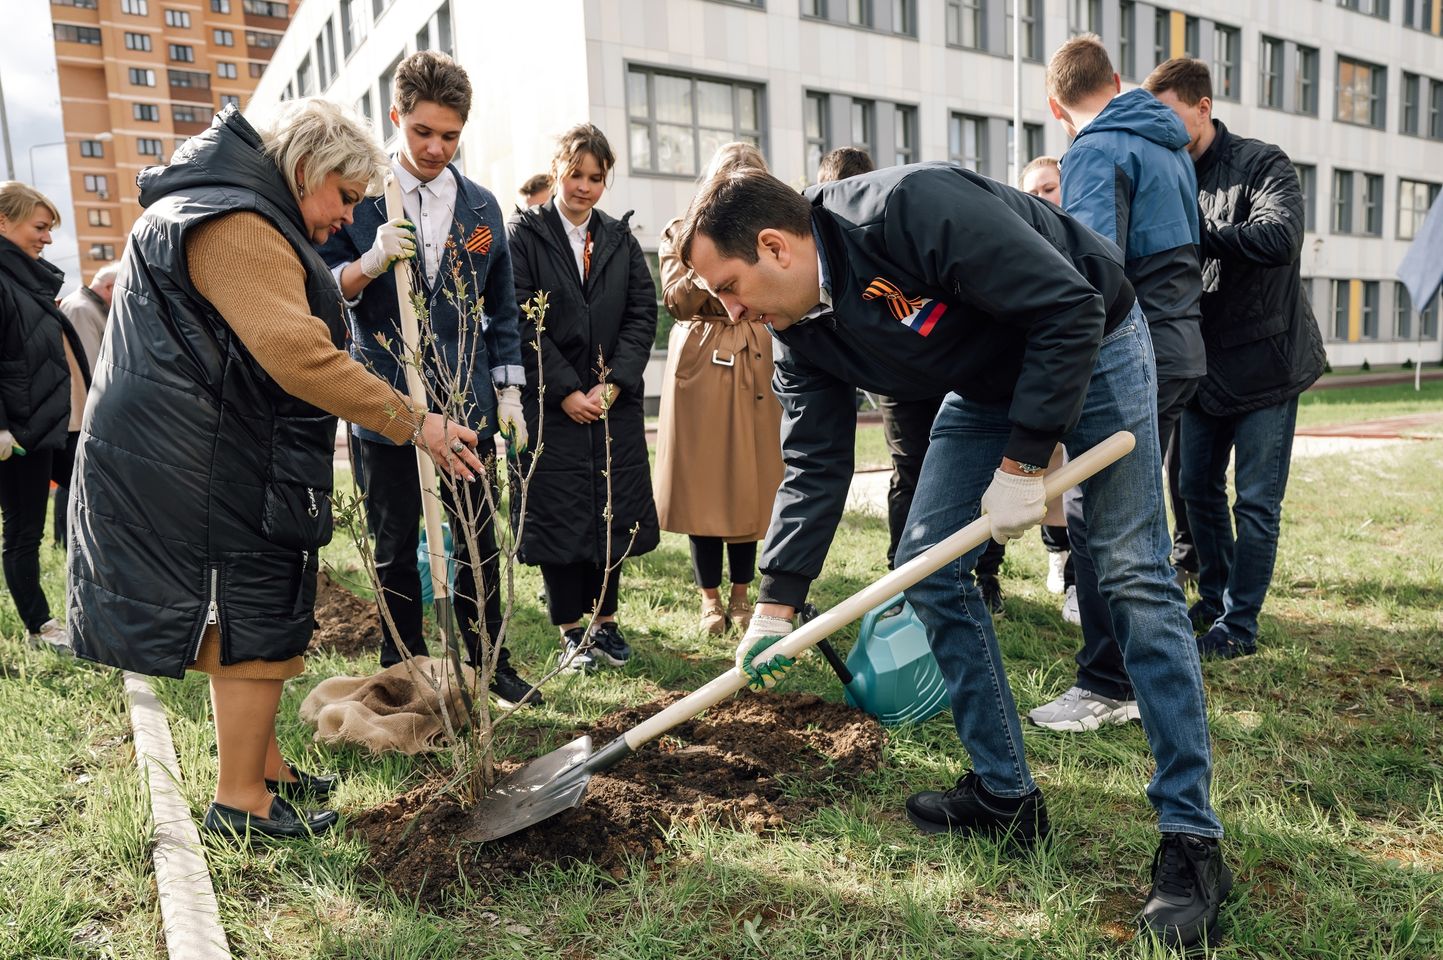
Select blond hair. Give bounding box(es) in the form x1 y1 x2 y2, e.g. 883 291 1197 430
0 181 62 228
256 98 388 200
702 141 769 182
1018 155 1060 189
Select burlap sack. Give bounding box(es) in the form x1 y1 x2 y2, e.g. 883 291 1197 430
299 657 476 755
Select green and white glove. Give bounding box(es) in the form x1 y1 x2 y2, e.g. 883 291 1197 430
359 217 417 278
0 429 23 461
496 385 528 455
735 613 799 691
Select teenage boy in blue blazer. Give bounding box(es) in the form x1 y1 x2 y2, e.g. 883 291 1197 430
320 51 537 708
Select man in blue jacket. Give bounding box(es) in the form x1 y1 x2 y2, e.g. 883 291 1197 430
320 51 538 707
679 164 1232 950
1029 34 1206 733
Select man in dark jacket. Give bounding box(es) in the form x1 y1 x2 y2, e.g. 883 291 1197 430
1030 34 1206 732
1146 58 1327 660
679 164 1232 951
320 52 539 708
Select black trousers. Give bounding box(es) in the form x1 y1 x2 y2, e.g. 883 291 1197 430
973 526 1074 588
0 448 55 632
1067 375 1197 699
51 431 78 546
878 392 947 568
689 536 757 589
1166 425 1196 573
350 435 509 671
540 562 621 626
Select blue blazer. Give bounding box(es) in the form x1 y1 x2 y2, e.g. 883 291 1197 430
320 164 523 442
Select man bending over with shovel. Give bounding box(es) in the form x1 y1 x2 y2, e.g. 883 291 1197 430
678 163 1233 951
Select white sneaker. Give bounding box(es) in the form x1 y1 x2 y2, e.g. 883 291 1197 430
27 619 73 656
1061 585 1081 626
1028 686 1140 731
1046 551 1069 595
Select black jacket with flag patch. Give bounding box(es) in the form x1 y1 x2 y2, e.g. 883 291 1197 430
759 161 1136 608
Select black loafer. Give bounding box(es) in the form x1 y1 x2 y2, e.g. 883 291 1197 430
202 795 339 841
905 771 1049 847
264 766 338 803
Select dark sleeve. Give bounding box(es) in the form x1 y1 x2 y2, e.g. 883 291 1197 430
1061 144 1132 257
0 291 12 432
479 210 524 385
606 234 657 398
1201 147 1304 267
883 174 1106 467
756 337 857 609
506 219 584 402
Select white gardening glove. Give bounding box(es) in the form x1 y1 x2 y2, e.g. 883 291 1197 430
0 429 22 461
735 613 803 691
979 469 1047 544
496 385 528 455
358 218 417 278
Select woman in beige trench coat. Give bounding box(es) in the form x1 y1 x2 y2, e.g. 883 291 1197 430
654 143 783 635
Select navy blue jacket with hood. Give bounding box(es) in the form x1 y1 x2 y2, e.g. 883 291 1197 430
1060 87 1205 380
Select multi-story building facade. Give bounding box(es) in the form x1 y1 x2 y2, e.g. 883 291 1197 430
250 0 1443 370
48 0 291 282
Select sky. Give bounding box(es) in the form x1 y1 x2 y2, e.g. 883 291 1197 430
2 0 82 295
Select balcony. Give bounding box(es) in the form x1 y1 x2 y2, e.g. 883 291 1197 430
169 83 212 104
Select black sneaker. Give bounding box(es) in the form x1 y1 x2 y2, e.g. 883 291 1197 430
559 627 597 674
1196 624 1256 661
1138 833 1233 950
1187 599 1222 634
977 576 1005 618
905 771 1048 846
590 622 632 666
490 664 543 708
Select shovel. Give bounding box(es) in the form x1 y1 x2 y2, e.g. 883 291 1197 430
463 430 1135 842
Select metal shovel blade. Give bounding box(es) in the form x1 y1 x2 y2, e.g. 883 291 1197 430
461 735 594 842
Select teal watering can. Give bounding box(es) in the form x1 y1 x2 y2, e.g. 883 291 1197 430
416 522 457 605
842 594 950 727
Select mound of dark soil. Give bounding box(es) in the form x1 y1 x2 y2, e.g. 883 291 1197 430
308 571 382 657
349 691 885 902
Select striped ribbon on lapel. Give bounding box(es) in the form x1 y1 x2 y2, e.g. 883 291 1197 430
862 276 927 322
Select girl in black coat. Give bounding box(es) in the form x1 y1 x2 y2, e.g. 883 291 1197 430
0 181 84 654
506 125 659 671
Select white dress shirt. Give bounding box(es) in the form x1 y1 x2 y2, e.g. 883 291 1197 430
555 200 592 282
393 158 457 286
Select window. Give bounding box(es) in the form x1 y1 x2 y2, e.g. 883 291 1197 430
89 244 116 261
894 105 916 166
1296 45 1319 116
847 0 871 27
1211 25 1239 101
133 103 160 121
805 91 829 177
172 104 201 122
379 56 401 139
1336 56 1386 128
1362 174 1383 236
52 0 99 7
1152 9 1168 69
213 28 234 46
945 0 983 49
212 0 231 11
1183 14 1199 56
1119 1 1135 78
243 0 287 16
1333 170 1354 233
1331 280 1380 340
357 89 374 125
121 0 149 13
217 62 237 80
124 31 153 50
1337 0 1389 18
1068 0 1100 36
1431 79 1443 140
169 43 195 62
87 208 112 227
296 54 313 97
433 2 452 56
129 67 157 86
1399 179 1441 239
1260 37 1284 109
949 113 986 174
165 9 190 27
626 66 764 177
55 24 103 44
220 94 241 109
168 69 210 88
850 99 874 158
316 17 338 87
1396 283 1441 340
1295 163 1317 232
1005 0 1040 61
83 174 108 193
246 30 282 49
371 0 391 17
137 137 164 156
1405 0 1438 30
1403 73 1421 134
1361 281 1380 339
80 139 105 158
249 62 264 78
892 0 914 35
1007 121 1044 185
341 0 365 56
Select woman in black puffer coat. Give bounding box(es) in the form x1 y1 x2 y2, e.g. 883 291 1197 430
506 124 659 672
0 181 85 653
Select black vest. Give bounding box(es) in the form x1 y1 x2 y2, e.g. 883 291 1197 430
69 108 347 678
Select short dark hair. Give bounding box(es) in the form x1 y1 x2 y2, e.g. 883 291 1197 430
551 123 615 182
1143 57 1213 105
1046 33 1115 106
519 173 551 197
393 50 472 122
817 147 874 183
678 168 812 266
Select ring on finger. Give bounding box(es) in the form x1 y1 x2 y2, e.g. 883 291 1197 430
449 438 466 454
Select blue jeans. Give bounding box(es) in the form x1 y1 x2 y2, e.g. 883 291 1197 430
1177 398 1299 647
896 312 1221 838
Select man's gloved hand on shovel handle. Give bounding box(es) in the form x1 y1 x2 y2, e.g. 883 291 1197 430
980 460 1048 544
736 605 807 692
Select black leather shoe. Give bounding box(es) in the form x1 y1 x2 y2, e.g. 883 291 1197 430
1138 833 1233 950
905 771 1048 846
490 665 543 708
264 765 338 803
202 795 339 841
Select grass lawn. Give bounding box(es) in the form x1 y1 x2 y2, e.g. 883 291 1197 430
1296 380 1443 431
3 399 1441 958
